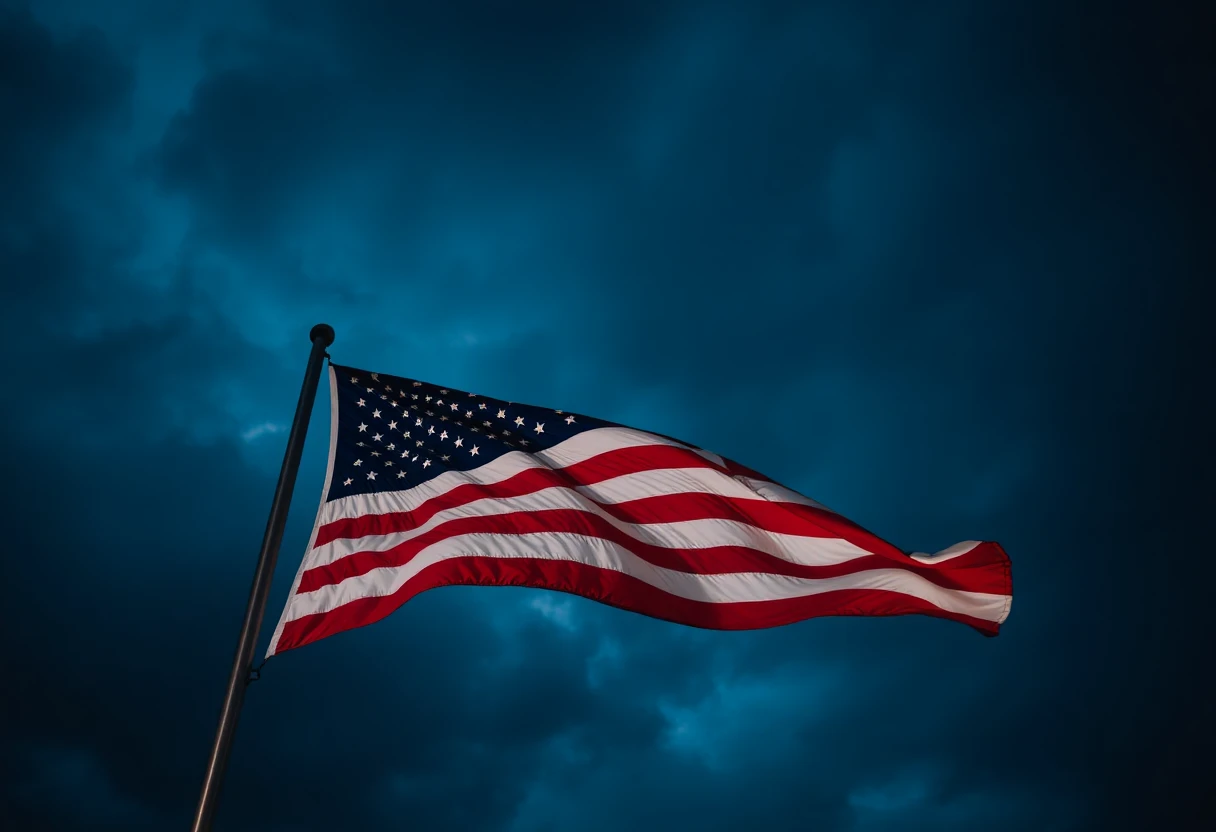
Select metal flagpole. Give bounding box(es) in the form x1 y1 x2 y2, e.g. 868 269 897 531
189 323 335 832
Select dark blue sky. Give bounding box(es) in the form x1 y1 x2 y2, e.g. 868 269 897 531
2 1 1211 830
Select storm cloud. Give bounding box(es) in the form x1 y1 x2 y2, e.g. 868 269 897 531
1 1 1211 829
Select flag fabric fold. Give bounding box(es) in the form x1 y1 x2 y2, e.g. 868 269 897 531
267 364 1012 657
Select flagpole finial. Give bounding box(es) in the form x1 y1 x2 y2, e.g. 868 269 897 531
310 323 335 347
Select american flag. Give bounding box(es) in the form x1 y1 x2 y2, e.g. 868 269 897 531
267 363 1012 656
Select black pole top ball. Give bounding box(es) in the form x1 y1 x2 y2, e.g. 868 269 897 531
309 323 336 347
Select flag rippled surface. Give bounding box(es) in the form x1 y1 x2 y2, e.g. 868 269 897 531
267 364 1013 656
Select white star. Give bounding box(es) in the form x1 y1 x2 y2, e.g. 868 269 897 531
483 420 491 427
465 410 473 418
390 401 398 408
367 387 375 393
367 471 377 480
555 410 563 414
479 403 487 410
413 381 422 387
397 470 406 478
425 395 433 402
344 477 353 485
436 399 444 406
401 451 409 458
357 398 366 407
353 459 363 466
470 445 480 456
416 440 423 447
357 442 366 447
403 430 411 438
454 437 464 448
412 394 419 400
440 389 449 394
440 430 448 440
350 376 359 384
385 460 392 466
520 440 529 446
503 430 511 436
412 455 418 461
388 420 398 430
386 442 396 450
497 409 506 419
426 426 434 436
422 459 431 468
441 455 450 462
565 415 575 424
371 451 381 457
373 433 384 442
415 418 423 426
370 373 379 381
450 403 459 411
372 409 381 418
534 422 545 434
380 395 387 400
358 423 368 432
514 416 525 427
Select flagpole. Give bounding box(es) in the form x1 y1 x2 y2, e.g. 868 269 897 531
189 323 335 832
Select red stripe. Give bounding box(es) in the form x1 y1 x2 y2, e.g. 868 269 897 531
720 458 914 554
316 443 937 569
316 444 724 547
299 506 1012 596
328 488 847 547
275 556 1004 654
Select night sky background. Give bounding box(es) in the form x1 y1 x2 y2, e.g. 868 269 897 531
2 1 1212 830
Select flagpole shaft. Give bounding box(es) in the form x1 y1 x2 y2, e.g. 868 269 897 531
189 323 335 832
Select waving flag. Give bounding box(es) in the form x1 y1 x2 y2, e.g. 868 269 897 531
267 364 1012 656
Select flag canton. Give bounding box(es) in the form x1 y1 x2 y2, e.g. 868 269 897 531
327 363 616 501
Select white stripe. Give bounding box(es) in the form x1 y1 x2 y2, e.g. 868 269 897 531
279 531 1009 625
317 426 724 526
689 446 727 468
579 467 764 505
910 540 982 564
735 477 836 513
535 426 702 469
305 484 873 569
318 430 840 539
267 364 341 658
